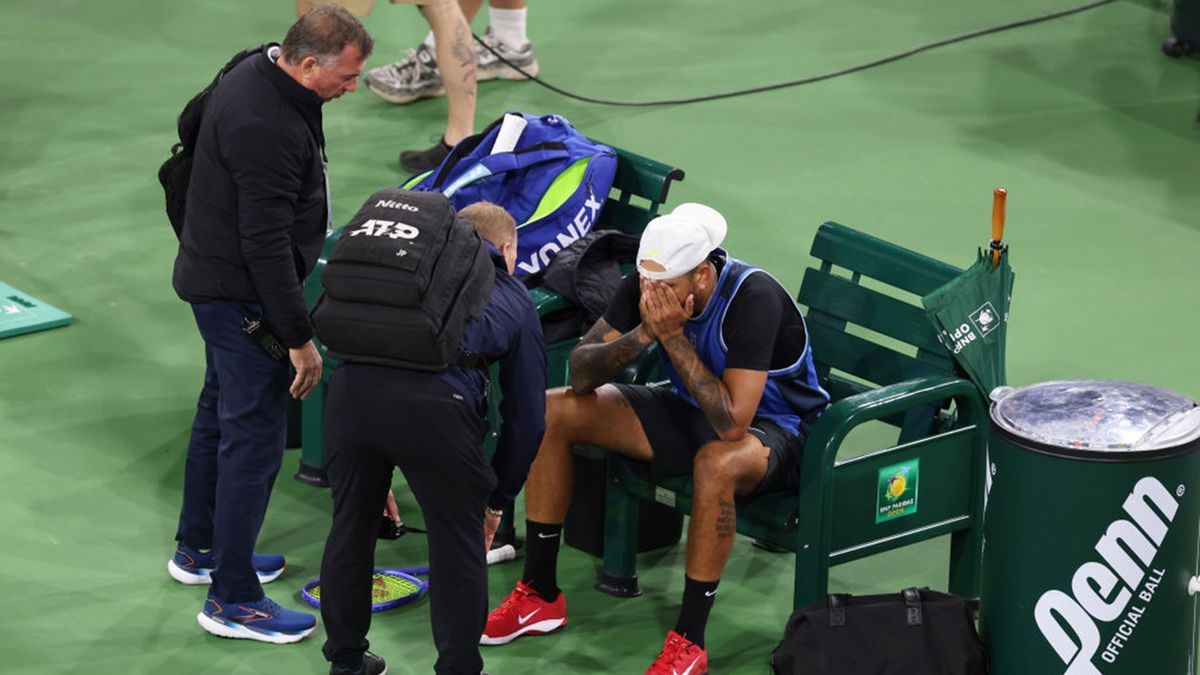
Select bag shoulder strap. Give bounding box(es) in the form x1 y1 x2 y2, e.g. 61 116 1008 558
439 142 571 197
176 44 266 148
426 114 507 186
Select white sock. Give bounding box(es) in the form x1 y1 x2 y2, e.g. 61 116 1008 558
422 30 435 51
488 7 527 47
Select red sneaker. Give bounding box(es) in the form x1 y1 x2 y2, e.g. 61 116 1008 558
479 580 567 645
645 630 708 675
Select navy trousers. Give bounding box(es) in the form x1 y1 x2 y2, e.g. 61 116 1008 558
175 300 290 603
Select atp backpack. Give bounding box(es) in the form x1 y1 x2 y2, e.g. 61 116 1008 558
309 189 496 371
157 44 265 239
403 112 618 277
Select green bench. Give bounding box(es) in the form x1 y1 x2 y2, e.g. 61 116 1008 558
594 222 990 611
293 146 685 486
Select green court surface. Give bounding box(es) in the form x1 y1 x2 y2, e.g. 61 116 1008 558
1 1 1197 673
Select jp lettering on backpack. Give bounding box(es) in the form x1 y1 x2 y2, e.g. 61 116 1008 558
402 112 617 277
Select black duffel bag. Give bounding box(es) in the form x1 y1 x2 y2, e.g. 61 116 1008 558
771 588 986 675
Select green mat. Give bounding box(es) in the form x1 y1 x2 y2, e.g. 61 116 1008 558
0 282 72 339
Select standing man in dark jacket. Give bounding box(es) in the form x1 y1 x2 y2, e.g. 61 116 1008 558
168 6 373 644
318 202 546 675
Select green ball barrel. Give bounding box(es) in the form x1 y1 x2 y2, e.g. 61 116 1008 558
980 381 1200 675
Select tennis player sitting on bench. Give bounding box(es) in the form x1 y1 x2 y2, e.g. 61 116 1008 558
481 203 830 674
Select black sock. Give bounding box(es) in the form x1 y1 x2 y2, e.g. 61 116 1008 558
439 136 452 150
522 520 562 601
674 576 719 648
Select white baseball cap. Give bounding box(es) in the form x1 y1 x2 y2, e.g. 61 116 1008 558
636 203 728 280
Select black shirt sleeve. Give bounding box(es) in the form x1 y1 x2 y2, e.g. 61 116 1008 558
723 271 806 371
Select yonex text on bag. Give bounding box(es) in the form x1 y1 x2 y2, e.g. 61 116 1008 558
404 112 617 276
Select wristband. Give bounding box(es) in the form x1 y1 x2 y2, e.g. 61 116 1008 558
485 506 504 517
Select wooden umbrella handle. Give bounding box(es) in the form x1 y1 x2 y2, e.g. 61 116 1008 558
991 188 1007 268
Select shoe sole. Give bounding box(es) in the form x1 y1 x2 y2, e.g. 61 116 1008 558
478 61 539 82
478 617 566 646
196 611 316 645
365 79 446 105
168 559 284 585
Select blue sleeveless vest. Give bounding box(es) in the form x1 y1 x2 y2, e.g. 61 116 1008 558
658 253 829 437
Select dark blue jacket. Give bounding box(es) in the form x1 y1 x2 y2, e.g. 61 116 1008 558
441 244 547 510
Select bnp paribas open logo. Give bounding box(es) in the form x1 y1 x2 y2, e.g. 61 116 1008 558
970 302 1000 337
876 459 919 524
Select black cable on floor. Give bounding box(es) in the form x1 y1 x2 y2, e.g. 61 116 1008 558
473 0 1120 107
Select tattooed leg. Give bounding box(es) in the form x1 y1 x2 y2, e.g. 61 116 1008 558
685 435 771 581
715 498 736 540
420 2 476 144
449 15 477 93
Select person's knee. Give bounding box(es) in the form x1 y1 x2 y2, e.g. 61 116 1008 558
544 386 585 439
693 441 739 496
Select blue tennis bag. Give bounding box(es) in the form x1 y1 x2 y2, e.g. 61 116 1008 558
403 112 618 277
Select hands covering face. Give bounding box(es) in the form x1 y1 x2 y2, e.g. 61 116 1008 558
639 277 693 340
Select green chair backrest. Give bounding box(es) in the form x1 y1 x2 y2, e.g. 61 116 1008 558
594 145 685 235
799 222 963 415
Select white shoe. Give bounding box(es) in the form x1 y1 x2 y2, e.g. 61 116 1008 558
364 43 445 105
475 28 539 81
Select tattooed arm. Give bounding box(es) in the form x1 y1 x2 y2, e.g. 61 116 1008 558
659 334 767 441
566 318 654 395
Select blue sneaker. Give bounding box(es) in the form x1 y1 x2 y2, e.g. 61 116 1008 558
168 543 286 585
197 595 317 644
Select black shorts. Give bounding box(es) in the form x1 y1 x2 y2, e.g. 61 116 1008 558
611 383 806 497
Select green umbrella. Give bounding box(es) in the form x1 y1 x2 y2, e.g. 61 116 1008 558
921 189 1015 397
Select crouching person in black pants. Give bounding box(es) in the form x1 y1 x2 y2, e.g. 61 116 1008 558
318 201 547 675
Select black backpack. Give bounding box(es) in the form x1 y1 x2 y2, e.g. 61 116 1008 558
310 189 496 371
157 44 265 239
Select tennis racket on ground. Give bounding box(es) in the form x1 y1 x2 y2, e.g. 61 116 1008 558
301 567 430 613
